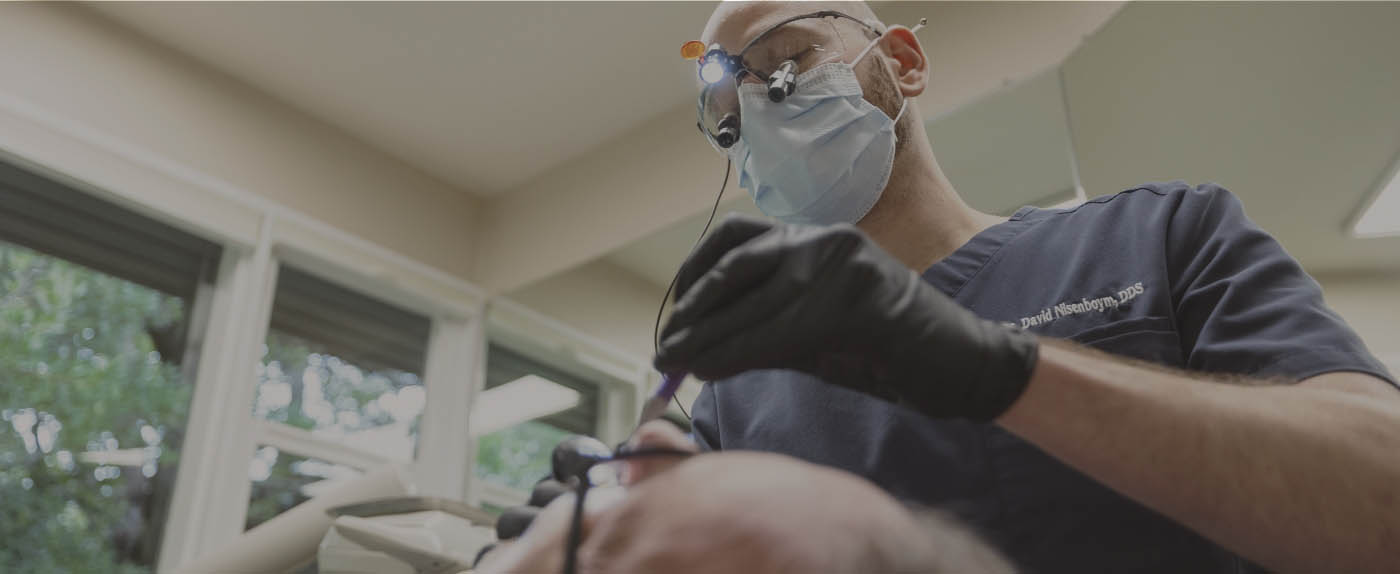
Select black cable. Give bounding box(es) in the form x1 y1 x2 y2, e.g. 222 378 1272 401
674 390 691 420
610 446 697 460
563 476 588 574
653 160 731 354
562 448 694 574
652 159 730 421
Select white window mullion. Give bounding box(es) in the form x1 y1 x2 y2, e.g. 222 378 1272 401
203 219 281 549
158 215 280 571
153 257 227 572
595 368 647 447
461 317 491 507
413 314 485 498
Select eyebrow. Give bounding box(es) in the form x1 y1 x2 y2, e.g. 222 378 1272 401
742 22 826 63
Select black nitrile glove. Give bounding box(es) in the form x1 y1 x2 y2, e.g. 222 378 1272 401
478 436 618 569
493 478 572 540
477 435 615 569
490 478 571 542
475 476 574 567
654 215 1039 421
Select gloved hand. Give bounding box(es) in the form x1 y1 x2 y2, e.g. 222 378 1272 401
493 478 573 539
475 425 697 572
654 215 1039 421
476 435 611 568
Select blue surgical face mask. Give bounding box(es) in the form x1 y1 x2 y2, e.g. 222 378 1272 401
732 39 908 225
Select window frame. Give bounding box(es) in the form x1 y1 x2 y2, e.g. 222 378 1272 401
0 111 650 573
0 153 228 570
465 299 648 510
164 227 492 559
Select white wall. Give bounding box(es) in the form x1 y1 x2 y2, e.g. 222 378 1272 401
0 3 479 278
506 259 664 359
473 104 722 294
505 260 707 413
1316 273 1400 376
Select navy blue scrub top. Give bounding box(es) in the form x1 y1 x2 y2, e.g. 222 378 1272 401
690 181 1397 573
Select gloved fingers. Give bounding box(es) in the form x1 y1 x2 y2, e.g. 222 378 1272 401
673 214 775 302
529 478 573 507
494 477 575 541
475 493 577 574
495 505 541 540
661 234 790 343
683 310 820 381
655 273 800 375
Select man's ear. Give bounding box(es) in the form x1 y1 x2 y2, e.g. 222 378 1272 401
880 25 928 98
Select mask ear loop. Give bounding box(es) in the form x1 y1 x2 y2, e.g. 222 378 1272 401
851 17 926 65
853 18 927 135
851 34 883 67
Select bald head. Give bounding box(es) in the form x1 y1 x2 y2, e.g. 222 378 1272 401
689 3 981 270
701 1 881 55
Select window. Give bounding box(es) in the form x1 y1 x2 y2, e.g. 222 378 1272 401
245 446 360 531
473 343 602 499
246 265 431 528
0 159 220 572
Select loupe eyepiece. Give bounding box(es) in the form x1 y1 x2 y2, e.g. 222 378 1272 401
767 60 797 102
715 113 740 148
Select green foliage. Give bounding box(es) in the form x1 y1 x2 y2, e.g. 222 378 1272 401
244 331 424 529
0 236 586 570
253 331 419 434
243 448 317 531
474 420 574 492
0 241 188 573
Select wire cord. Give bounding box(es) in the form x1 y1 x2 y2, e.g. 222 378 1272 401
651 159 730 421
562 448 695 574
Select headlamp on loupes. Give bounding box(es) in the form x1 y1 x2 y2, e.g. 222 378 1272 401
681 10 885 152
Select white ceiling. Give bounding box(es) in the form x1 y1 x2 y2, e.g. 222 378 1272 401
81 1 1400 286
1061 2 1400 276
87 1 717 196
84 1 1119 200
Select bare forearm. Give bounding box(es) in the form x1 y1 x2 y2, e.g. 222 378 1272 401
996 340 1400 573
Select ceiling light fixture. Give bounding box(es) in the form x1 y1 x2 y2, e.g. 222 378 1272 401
1353 157 1400 238
467 374 580 436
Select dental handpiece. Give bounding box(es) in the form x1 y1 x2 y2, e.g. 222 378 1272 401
636 371 685 428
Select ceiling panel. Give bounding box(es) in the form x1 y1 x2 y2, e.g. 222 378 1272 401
1063 2 1400 274
87 2 718 196
927 67 1079 215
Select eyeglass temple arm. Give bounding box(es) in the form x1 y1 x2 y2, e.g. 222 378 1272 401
737 10 881 56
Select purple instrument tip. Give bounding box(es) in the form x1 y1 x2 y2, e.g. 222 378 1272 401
637 371 686 426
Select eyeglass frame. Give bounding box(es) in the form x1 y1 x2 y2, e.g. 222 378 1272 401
694 10 885 150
